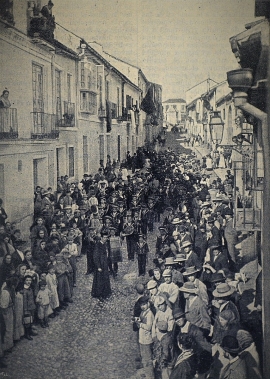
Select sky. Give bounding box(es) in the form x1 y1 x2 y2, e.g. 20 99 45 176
54 0 258 101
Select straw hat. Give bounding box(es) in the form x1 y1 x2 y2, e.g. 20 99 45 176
179 282 197 294
183 266 200 276
147 280 157 290
164 257 175 266
162 269 172 277
213 283 235 298
174 254 187 262
181 241 192 248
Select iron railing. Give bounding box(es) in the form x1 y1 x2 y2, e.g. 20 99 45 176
58 101 75 127
0 108 18 139
31 112 59 139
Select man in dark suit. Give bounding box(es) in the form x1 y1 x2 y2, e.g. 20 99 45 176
11 241 26 269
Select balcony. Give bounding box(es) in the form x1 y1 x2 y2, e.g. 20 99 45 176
57 102 75 127
31 112 59 139
28 14 55 42
0 1 14 26
0 108 18 139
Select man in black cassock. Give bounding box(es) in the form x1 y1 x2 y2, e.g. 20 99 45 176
91 231 111 299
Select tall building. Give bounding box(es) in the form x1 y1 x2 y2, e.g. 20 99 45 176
163 98 186 130
0 0 163 236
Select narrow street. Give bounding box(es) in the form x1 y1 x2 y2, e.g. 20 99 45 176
3 135 260 379
4 217 164 379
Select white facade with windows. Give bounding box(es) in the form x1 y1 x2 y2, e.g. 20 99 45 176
0 0 162 235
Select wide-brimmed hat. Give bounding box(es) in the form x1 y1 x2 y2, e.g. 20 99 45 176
181 241 192 248
236 330 253 350
164 257 175 266
173 310 188 320
201 202 211 207
158 226 167 232
207 216 215 223
162 269 172 277
213 283 235 298
224 208 233 216
213 197 223 202
221 336 240 354
210 272 225 283
155 295 166 306
172 218 181 224
138 295 150 305
174 254 187 262
147 280 157 290
183 266 200 276
179 282 197 294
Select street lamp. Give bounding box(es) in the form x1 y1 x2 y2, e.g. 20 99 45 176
209 111 224 144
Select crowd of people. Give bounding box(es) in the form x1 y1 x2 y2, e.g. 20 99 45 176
0 141 262 379
127 147 261 378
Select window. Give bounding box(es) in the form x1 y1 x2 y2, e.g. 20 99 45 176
117 87 120 116
81 62 85 87
106 80 109 101
55 70 62 124
106 135 111 157
83 136 88 173
0 164 4 203
99 135 104 161
32 63 44 112
98 75 103 109
67 74 72 103
127 136 130 153
87 73 91 90
18 160 22 172
80 92 97 114
126 95 132 110
69 147 75 177
117 135 121 161
56 148 60 178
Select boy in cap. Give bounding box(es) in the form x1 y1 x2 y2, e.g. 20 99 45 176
135 234 149 277
36 280 52 328
159 269 180 313
183 266 208 305
152 295 174 341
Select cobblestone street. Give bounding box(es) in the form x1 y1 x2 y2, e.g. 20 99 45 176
4 227 159 379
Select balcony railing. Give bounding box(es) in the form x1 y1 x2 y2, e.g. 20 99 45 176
28 14 55 42
57 102 75 127
31 112 59 139
0 108 18 139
